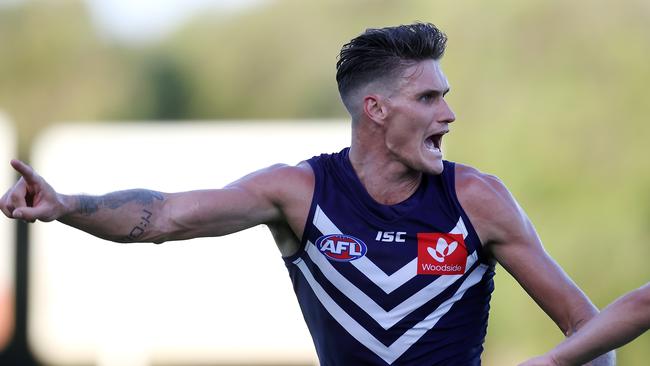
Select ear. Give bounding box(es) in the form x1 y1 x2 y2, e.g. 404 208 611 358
363 94 388 125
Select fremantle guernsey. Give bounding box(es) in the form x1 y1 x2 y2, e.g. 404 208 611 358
283 148 496 365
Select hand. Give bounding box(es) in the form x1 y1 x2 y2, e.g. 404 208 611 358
518 355 560 366
0 159 65 222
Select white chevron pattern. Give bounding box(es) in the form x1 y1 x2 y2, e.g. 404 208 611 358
295 206 487 364
294 258 488 364
313 205 468 294
305 239 478 329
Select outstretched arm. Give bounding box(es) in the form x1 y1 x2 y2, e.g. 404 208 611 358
519 282 650 366
0 159 299 244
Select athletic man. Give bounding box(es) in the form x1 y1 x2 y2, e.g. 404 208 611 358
520 282 650 366
0 23 614 365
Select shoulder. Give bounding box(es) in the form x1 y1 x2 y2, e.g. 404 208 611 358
234 161 313 191
274 161 314 185
453 163 512 207
453 163 527 246
258 161 314 181
238 161 314 206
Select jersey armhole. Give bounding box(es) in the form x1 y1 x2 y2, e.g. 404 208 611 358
281 158 320 263
447 162 489 261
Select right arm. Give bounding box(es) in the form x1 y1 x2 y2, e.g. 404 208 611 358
519 282 650 366
455 164 614 365
0 159 302 244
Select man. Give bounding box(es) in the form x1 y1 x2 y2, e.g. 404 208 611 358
0 23 614 365
519 282 650 366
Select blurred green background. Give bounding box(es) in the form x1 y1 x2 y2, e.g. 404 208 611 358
1 0 648 364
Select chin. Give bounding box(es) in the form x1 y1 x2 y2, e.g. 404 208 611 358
429 164 445 175
421 160 445 175
427 159 445 175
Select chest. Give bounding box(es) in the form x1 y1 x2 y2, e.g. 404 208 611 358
308 203 476 281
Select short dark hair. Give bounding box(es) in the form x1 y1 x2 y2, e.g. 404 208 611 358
336 23 447 101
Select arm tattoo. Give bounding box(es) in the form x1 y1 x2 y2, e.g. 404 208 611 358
125 209 153 241
77 189 164 215
78 196 100 215
74 190 164 243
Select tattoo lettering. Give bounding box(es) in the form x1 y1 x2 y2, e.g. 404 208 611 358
77 189 163 216
125 209 153 241
127 226 144 239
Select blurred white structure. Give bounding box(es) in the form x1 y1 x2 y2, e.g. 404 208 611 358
29 121 350 366
85 0 268 43
0 111 16 351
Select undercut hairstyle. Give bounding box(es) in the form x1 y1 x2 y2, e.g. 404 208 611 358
336 22 447 115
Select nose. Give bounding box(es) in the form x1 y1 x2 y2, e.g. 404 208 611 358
439 99 456 124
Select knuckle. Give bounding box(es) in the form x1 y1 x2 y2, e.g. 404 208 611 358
9 194 23 206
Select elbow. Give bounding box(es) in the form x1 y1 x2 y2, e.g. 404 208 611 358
145 205 180 244
106 232 164 244
628 284 650 307
562 299 600 337
619 284 650 328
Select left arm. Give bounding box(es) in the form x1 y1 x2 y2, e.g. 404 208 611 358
519 282 650 366
455 164 615 365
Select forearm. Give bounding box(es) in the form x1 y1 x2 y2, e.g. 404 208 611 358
554 304 615 366
551 285 650 366
549 322 619 366
556 302 617 365
58 189 168 243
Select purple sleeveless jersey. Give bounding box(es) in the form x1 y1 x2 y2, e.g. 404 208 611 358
283 148 495 365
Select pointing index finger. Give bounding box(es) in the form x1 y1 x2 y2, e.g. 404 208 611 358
10 159 39 184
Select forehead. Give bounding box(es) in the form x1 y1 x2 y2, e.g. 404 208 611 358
396 60 449 94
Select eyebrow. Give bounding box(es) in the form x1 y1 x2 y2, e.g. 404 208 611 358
418 88 450 98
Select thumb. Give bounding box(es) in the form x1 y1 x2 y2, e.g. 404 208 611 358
13 206 52 222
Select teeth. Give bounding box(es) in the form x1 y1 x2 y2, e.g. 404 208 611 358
425 138 440 153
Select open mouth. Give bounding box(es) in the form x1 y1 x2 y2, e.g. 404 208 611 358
425 133 444 152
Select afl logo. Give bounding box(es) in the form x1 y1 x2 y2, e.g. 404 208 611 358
316 234 367 262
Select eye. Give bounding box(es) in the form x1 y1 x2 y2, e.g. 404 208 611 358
419 93 434 102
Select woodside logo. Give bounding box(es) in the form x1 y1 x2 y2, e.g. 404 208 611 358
417 233 467 275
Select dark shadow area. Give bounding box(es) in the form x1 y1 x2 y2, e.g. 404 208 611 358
0 220 38 365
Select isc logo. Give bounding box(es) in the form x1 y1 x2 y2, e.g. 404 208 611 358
375 231 407 243
316 234 367 262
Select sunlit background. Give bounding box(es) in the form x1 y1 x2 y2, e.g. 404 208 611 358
1 0 649 365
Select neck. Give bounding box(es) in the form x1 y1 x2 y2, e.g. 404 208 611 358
349 125 422 206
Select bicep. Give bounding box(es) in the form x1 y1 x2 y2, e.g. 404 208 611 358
159 169 285 242
164 188 280 240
